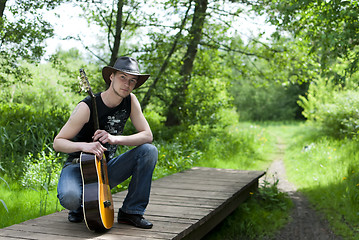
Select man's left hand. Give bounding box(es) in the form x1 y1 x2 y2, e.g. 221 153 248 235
93 130 116 145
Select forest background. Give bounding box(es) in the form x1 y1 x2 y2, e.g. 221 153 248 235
1 0 359 239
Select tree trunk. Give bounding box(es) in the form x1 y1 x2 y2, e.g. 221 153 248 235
109 0 124 66
165 0 208 126
0 0 7 19
141 1 192 111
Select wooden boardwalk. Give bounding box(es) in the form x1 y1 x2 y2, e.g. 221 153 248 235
0 167 265 240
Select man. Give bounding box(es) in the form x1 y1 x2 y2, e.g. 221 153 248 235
53 56 158 229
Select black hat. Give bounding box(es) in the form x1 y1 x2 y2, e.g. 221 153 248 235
102 57 150 89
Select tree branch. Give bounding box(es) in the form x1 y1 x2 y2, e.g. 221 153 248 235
141 0 193 110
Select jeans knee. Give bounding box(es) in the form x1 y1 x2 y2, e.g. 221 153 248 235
140 143 158 166
57 189 81 210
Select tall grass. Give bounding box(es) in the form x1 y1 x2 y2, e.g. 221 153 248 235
0 103 69 179
195 123 275 170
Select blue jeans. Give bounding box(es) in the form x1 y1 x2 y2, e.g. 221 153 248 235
57 143 158 215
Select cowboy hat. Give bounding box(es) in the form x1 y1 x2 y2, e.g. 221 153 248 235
102 56 150 89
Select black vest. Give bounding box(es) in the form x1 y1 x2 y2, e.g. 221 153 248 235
67 93 131 161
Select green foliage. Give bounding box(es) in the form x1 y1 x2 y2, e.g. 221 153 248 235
22 148 63 191
0 58 86 109
153 139 201 179
0 56 32 87
299 77 359 139
227 35 313 121
0 0 69 85
0 103 68 178
185 75 231 125
49 48 107 95
0 58 101 179
252 0 359 74
233 80 307 121
179 48 234 125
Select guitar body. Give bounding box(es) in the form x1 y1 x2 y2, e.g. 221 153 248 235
79 152 114 232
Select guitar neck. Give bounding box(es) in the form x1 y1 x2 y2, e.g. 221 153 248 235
79 68 100 132
91 96 100 131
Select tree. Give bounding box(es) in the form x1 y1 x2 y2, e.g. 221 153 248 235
0 0 69 86
248 0 359 77
140 0 193 111
226 35 312 120
75 0 155 66
165 0 208 126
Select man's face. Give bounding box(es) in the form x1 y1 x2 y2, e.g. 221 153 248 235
110 71 138 98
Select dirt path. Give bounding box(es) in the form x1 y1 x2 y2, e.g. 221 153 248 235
260 142 342 240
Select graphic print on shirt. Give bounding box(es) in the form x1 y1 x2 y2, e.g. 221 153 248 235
105 108 129 159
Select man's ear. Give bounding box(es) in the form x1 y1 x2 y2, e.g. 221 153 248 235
109 72 115 82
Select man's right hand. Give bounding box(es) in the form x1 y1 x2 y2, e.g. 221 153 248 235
83 142 107 160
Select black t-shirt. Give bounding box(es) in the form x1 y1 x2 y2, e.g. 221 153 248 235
67 93 131 162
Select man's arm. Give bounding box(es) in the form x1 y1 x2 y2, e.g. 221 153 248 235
93 93 153 146
53 102 107 158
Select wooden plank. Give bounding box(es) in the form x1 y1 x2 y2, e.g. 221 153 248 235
165 168 264 240
178 178 260 240
0 236 24 240
0 229 79 240
0 167 265 240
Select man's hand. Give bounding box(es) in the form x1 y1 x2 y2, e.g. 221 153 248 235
93 130 116 145
83 141 107 160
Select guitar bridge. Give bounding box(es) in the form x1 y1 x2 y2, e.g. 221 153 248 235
103 200 112 208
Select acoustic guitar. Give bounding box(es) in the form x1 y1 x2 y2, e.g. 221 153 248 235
78 68 114 231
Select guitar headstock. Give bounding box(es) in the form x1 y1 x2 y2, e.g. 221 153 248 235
79 68 95 98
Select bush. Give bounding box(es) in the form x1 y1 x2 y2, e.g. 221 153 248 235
299 77 359 139
22 148 63 191
0 103 68 178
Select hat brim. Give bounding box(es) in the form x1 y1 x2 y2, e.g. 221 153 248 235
102 66 150 89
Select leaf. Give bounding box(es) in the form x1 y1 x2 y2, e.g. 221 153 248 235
0 199 9 213
0 177 10 190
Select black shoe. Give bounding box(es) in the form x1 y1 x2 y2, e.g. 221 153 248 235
117 209 153 229
68 209 83 223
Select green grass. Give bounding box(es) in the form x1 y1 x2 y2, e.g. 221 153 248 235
257 121 359 239
0 176 63 228
275 123 359 239
196 123 276 171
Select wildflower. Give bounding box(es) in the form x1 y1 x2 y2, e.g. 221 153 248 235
343 177 347 180
249 192 254 195
356 184 359 187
